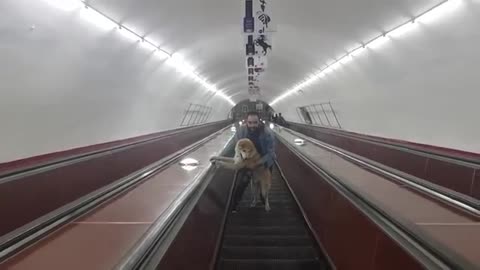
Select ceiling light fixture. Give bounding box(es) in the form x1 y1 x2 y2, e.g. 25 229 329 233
294 138 305 146
179 158 200 171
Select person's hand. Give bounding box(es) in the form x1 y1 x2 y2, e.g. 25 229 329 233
209 156 218 162
210 157 223 168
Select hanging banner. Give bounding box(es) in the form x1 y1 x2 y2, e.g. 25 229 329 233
243 0 254 33
243 0 276 98
254 35 272 56
254 54 268 69
253 0 276 34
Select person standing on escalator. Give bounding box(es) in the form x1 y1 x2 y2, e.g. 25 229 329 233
231 111 276 212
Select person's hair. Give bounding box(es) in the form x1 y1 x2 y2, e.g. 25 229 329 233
246 111 260 118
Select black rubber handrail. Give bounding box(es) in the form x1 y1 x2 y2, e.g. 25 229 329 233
133 149 238 270
113 134 236 270
0 120 230 183
288 122 480 167
0 126 231 263
277 134 477 270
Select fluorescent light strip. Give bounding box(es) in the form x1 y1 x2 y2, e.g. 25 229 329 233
118 27 141 42
366 35 389 49
388 21 418 38
140 40 158 52
41 0 235 106
79 7 117 31
269 0 461 106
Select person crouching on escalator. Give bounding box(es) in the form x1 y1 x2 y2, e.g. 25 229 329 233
231 111 276 212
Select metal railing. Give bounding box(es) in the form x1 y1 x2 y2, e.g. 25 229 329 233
296 102 341 129
180 103 213 127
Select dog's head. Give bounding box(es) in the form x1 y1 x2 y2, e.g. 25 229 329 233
236 138 257 160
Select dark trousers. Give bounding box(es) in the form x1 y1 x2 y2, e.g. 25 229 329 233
231 165 273 211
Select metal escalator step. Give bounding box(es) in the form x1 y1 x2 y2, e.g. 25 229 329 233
240 193 288 198
266 194 289 198
237 202 295 206
225 225 307 236
229 212 300 219
221 246 318 260
229 207 299 216
239 197 294 203
223 235 313 246
219 259 325 270
227 216 304 226
242 194 295 202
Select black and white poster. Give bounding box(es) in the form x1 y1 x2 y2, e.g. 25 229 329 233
253 0 275 35
242 0 276 98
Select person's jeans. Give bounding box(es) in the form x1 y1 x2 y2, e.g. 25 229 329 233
231 165 273 211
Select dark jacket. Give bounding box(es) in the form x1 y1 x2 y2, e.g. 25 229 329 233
234 124 276 168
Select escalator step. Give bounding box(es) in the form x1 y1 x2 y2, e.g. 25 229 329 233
225 225 307 236
230 207 300 216
223 235 313 246
221 246 318 260
227 217 304 226
219 259 325 270
237 202 297 208
229 212 300 219
262 193 290 197
239 196 294 202
238 197 293 202
240 194 292 200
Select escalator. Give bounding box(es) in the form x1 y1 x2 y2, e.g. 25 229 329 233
215 166 330 270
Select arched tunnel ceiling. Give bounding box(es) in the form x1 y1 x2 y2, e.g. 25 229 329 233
88 0 445 104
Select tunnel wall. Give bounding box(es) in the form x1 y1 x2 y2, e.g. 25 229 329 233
274 1 480 154
0 0 232 163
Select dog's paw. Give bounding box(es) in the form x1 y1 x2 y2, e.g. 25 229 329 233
210 159 222 168
250 201 257 208
265 203 271 212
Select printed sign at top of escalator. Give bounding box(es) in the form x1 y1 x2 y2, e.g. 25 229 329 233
254 0 275 34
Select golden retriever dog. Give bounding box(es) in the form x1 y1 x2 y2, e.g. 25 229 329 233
210 138 272 211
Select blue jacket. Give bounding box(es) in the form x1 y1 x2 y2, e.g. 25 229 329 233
234 124 276 168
